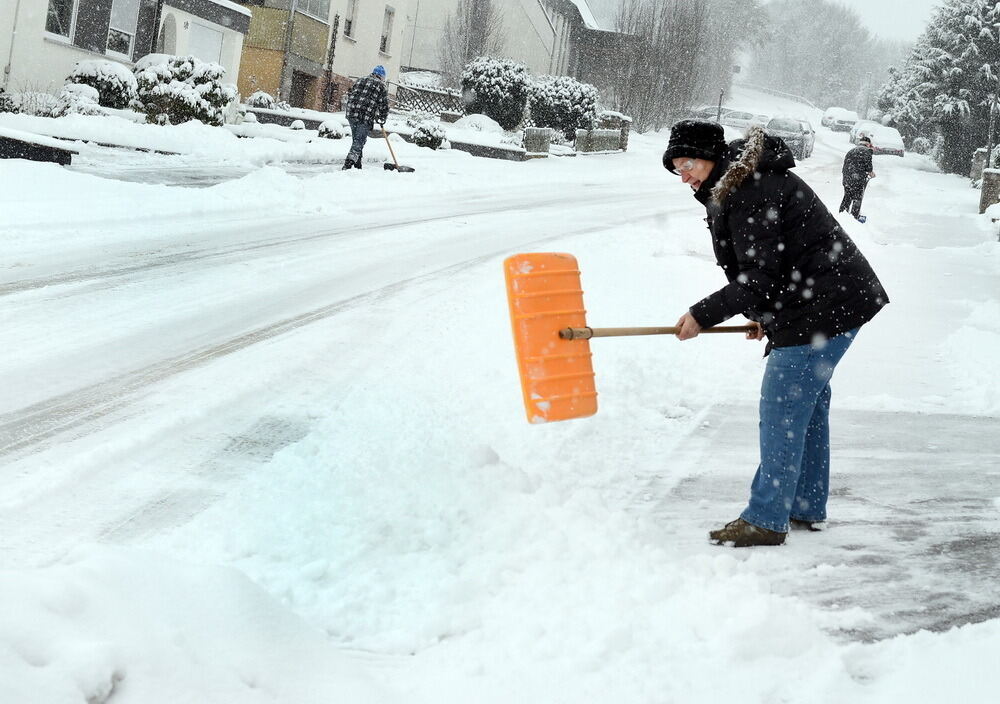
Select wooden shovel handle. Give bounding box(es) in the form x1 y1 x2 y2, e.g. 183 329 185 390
559 325 757 340
381 125 401 168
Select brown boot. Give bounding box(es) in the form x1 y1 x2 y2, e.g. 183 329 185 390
709 518 786 547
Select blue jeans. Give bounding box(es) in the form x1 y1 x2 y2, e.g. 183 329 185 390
347 119 371 162
741 329 859 532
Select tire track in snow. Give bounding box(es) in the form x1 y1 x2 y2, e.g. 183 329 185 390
0 187 661 298
0 205 679 460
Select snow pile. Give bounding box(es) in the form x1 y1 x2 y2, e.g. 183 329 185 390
0 546 391 704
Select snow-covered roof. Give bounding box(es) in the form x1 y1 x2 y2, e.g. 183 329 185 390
164 0 251 18
566 0 601 31
203 0 252 17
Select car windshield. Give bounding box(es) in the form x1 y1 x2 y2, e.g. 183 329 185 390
768 118 800 131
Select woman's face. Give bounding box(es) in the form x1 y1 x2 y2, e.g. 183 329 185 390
671 157 715 191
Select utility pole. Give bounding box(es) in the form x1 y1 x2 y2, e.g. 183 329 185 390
280 0 300 102
716 89 724 122
987 96 997 169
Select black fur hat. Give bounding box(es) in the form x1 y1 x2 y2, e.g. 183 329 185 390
663 120 728 172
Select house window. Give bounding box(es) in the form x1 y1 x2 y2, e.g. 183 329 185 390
344 0 357 37
380 6 394 53
107 0 141 58
46 0 76 38
299 0 331 21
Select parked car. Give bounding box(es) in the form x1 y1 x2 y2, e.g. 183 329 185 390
719 109 759 129
688 105 732 122
798 119 816 157
849 120 881 144
865 124 906 157
764 116 814 159
822 106 859 132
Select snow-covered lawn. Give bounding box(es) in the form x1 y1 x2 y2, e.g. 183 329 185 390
1 91 998 702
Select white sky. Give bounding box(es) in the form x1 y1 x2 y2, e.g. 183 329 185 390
830 0 938 42
589 0 939 43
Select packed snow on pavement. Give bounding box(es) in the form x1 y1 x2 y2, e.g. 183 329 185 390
1 89 998 703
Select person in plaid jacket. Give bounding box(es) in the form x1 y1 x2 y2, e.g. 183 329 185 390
343 65 389 170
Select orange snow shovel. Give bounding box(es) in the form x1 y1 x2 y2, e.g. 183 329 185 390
504 252 756 424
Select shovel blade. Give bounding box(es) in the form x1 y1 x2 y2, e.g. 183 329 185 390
504 253 597 424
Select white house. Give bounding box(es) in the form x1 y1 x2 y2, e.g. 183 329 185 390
399 0 609 79
0 0 250 95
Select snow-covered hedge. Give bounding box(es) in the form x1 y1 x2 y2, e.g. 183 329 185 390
14 91 61 118
413 122 446 149
318 121 345 139
0 88 18 113
133 54 238 127
66 59 137 109
460 56 530 131
246 90 276 109
528 75 598 140
57 83 103 116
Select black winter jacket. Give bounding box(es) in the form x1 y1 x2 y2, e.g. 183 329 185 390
689 128 888 348
842 145 873 182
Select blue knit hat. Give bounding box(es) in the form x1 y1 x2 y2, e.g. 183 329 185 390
373 65 386 78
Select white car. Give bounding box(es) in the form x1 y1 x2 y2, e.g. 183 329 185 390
865 125 906 157
719 110 755 128
850 120 881 144
720 109 768 129
823 107 859 132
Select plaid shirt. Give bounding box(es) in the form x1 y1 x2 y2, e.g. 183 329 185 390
346 75 389 127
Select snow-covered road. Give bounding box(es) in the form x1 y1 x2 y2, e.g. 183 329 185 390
2 89 999 703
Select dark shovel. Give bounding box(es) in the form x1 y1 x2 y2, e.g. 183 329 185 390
381 125 415 172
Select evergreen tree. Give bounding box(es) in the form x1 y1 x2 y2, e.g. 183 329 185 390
877 0 1000 174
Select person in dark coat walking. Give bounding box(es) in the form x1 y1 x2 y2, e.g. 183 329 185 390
839 135 875 220
662 120 889 547
343 65 390 170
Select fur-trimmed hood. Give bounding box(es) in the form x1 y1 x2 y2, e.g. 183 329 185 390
697 126 796 206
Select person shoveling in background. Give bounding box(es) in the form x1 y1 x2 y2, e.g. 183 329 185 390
343 65 389 170
662 120 889 547
839 135 875 221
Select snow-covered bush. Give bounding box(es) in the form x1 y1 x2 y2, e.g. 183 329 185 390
56 83 103 116
0 88 18 113
133 54 238 126
528 75 598 140
246 90 276 109
15 91 61 117
413 122 446 149
403 110 437 128
243 111 258 124
318 120 345 139
290 119 305 130
66 59 137 109
460 56 530 131
910 136 932 155
276 99 292 112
